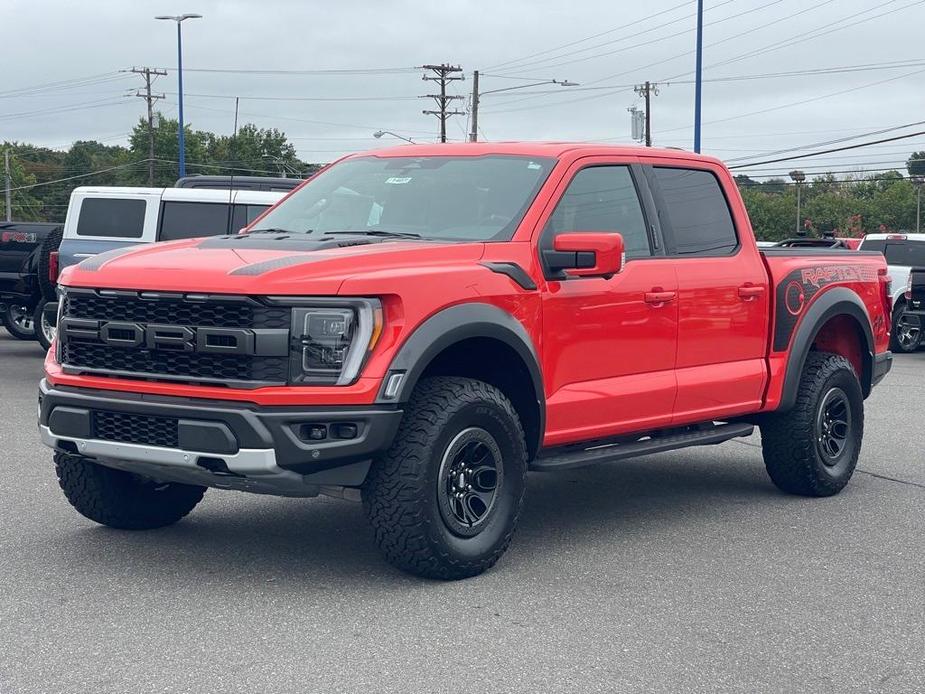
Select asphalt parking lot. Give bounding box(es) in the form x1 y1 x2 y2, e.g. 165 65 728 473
1 332 922 694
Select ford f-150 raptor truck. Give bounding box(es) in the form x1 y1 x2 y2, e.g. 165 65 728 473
39 143 893 580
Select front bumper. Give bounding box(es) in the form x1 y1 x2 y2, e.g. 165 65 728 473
38 380 403 496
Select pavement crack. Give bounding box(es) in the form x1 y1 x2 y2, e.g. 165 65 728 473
857 469 925 490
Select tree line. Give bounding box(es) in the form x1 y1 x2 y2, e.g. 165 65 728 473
3 118 924 238
2 116 318 222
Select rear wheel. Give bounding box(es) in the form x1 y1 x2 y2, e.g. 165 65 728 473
891 302 922 353
760 352 863 497
33 299 55 351
363 377 527 580
1 303 36 340
55 452 206 530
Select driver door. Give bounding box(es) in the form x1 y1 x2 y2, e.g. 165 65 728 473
539 159 679 447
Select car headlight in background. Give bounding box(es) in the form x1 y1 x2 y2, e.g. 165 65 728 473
288 299 382 385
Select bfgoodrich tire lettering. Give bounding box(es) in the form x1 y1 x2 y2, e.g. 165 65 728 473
55 453 206 529
362 377 527 580
760 352 864 497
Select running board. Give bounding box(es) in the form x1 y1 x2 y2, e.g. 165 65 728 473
531 422 755 472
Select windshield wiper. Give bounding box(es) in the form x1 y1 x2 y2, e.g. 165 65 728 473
325 229 422 239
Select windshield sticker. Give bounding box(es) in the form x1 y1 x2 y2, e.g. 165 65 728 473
385 177 413 184
527 162 542 170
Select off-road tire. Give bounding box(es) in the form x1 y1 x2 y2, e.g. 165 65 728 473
891 302 922 353
1 303 36 340
363 377 528 580
760 352 863 497
37 225 63 300
55 452 206 530
33 298 55 351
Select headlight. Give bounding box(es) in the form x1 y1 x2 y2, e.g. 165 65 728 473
288 299 382 385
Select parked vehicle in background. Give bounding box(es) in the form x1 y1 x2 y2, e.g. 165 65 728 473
902 266 925 349
175 175 304 192
774 237 860 250
0 221 62 345
40 143 892 579
857 233 925 352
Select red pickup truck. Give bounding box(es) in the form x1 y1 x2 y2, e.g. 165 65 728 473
40 143 893 579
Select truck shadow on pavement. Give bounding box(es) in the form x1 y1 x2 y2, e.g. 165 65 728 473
49 453 784 586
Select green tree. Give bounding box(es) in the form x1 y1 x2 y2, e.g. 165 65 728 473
0 145 43 221
907 151 925 177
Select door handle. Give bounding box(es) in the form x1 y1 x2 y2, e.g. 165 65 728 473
738 285 766 300
644 290 677 305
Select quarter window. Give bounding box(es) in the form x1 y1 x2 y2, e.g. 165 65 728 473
76 198 146 238
652 167 737 256
544 166 651 258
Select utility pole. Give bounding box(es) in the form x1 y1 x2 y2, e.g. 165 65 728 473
4 149 11 222
468 70 479 143
420 64 465 143
634 81 659 147
131 66 166 185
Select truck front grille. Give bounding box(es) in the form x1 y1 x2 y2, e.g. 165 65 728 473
93 410 179 448
58 290 292 387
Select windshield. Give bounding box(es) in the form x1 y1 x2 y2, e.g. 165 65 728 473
249 155 556 242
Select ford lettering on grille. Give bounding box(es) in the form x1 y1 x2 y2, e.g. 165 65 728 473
61 319 258 355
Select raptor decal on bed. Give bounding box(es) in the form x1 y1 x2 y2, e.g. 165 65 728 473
773 264 877 351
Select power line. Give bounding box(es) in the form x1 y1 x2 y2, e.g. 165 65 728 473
177 66 418 76
729 130 925 170
484 0 692 71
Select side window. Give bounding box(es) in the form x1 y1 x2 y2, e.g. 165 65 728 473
76 198 146 238
230 204 270 232
652 167 737 255
544 166 651 258
159 202 233 241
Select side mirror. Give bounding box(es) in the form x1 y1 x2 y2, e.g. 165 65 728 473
544 232 625 279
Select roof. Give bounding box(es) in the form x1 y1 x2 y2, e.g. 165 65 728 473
346 141 725 164
70 186 285 204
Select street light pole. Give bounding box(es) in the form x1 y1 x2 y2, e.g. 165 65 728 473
790 170 806 235
913 176 924 233
467 74 578 142
155 13 202 178
694 0 704 153
373 130 416 144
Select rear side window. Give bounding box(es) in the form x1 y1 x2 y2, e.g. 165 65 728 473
544 166 651 258
76 198 146 238
885 241 925 266
159 202 232 241
652 167 737 256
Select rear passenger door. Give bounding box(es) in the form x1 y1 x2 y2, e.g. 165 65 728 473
643 163 770 424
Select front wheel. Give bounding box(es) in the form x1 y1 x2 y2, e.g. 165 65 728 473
363 377 527 580
55 453 206 530
891 303 922 353
2 303 36 340
760 352 864 497
33 299 56 351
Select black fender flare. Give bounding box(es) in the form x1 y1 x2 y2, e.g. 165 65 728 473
376 302 545 451
778 286 874 411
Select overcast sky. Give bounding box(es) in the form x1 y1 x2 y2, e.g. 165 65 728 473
3 0 924 178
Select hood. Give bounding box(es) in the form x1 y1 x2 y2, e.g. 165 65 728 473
61 234 486 295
